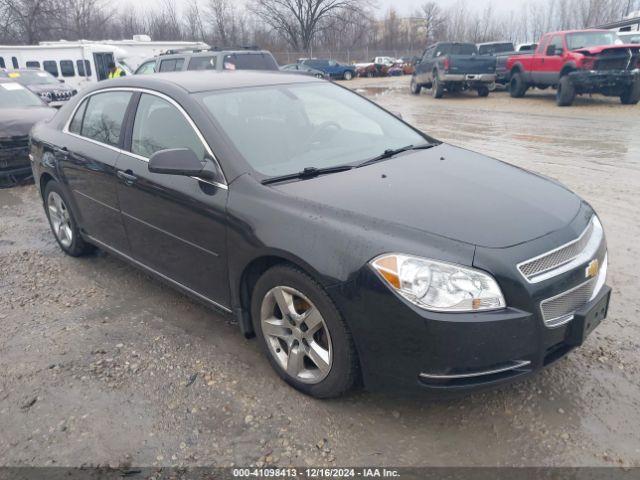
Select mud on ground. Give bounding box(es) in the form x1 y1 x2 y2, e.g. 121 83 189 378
0 76 639 468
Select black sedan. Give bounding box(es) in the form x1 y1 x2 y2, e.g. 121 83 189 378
1 79 55 188
30 71 610 397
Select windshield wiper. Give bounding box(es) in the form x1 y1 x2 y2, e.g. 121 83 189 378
356 143 436 168
261 165 354 185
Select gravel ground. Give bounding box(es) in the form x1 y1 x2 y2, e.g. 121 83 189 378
1 76 639 468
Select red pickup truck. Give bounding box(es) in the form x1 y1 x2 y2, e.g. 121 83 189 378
506 29 640 106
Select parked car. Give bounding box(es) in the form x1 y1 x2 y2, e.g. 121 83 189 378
507 29 640 106
30 71 610 397
411 42 497 98
0 79 55 187
0 68 77 107
280 63 328 79
477 41 515 56
300 59 356 80
135 48 279 74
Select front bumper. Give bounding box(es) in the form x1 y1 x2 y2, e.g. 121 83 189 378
569 69 639 93
441 73 496 83
0 143 31 178
327 210 610 394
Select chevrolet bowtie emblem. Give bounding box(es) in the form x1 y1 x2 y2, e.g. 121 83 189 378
585 259 600 279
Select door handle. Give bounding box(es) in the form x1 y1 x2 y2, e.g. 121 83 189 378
117 170 137 185
54 146 69 157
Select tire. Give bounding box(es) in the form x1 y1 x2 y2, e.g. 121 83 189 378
620 80 640 105
509 72 528 98
251 265 359 398
343 70 353 81
556 75 576 106
410 77 422 95
432 72 444 99
44 180 94 257
477 85 490 97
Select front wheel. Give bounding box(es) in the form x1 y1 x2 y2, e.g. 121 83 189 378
343 70 353 81
44 180 94 256
410 77 422 95
556 75 576 106
620 81 640 105
477 85 490 97
251 265 359 398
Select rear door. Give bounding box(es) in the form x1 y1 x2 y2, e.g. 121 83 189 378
115 91 230 308
59 90 133 252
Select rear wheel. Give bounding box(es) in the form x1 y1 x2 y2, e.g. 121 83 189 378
343 70 353 81
556 75 576 106
477 85 490 97
410 77 422 95
251 265 359 398
44 180 94 256
432 73 444 99
509 72 527 97
620 80 640 105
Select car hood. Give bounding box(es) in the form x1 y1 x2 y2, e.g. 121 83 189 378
271 144 582 248
0 107 56 138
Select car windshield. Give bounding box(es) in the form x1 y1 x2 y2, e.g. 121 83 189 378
478 43 514 55
198 82 428 177
0 82 44 107
8 70 59 85
566 32 619 50
223 53 278 71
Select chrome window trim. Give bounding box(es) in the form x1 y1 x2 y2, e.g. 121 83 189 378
419 360 531 380
517 216 603 284
62 86 228 190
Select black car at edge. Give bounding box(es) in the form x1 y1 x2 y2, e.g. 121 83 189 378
29 71 610 398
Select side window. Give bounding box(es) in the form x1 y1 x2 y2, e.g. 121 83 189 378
159 58 184 72
84 60 92 77
76 60 85 76
188 56 216 70
68 99 88 134
81 92 132 147
12 57 19 68
60 60 75 77
43 60 59 77
0 57 5 68
131 93 205 160
550 35 564 53
136 60 156 74
26 61 40 68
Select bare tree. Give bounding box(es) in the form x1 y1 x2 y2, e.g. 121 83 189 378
248 0 369 51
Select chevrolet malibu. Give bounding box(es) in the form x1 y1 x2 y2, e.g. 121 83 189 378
30 71 610 398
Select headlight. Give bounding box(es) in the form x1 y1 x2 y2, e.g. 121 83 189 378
370 254 506 312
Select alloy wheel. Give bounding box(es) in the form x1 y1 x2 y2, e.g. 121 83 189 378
47 191 73 248
260 286 332 384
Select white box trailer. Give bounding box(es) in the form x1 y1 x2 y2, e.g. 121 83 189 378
40 36 210 72
0 43 128 91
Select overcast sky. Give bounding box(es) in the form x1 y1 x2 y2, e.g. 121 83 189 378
376 0 529 15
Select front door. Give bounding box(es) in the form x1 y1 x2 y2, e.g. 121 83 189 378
93 52 114 81
59 90 132 252
115 92 230 307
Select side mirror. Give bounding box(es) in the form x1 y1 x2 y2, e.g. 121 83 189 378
149 148 215 179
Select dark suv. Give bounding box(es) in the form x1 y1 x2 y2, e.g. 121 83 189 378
135 48 279 75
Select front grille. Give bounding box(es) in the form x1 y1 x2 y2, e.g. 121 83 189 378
540 278 597 327
0 136 29 150
518 219 595 281
594 49 639 71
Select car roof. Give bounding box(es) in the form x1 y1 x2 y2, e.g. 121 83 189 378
97 70 321 94
158 49 273 60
